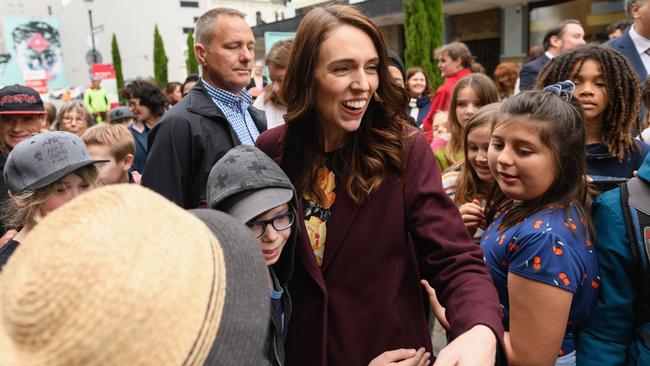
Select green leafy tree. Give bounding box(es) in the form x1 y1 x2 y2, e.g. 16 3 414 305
153 25 169 87
111 33 126 104
186 31 199 75
403 0 444 88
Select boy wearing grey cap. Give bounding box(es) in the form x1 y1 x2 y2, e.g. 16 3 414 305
0 131 105 270
207 145 297 366
108 106 135 127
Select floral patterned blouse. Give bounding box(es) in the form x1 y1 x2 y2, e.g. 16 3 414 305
303 166 336 266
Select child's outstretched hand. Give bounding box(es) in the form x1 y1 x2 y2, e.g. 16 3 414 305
459 199 484 237
420 279 450 331
368 347 430 366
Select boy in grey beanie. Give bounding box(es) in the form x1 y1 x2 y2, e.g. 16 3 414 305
206 145 297 366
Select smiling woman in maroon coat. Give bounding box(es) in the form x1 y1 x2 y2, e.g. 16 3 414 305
256 5 504 366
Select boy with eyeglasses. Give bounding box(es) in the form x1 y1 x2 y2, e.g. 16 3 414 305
206 145 297 366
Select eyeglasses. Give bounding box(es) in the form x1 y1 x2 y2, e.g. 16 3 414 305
127 99 141 108
247 211 294 239
61 116 87 124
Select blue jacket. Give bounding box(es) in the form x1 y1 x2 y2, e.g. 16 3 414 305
576 153 650 366
604 30 647 85
604 30 647 120
586 141 650 179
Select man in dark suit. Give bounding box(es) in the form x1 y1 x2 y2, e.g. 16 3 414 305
519 20 586 91
605 1 649 85
142 8 267 209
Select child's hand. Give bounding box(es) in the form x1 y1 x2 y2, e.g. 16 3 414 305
368 347 430 366
459 200 484 236
420 279 450 331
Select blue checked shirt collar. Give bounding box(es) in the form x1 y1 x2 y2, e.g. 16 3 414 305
201 78 259 145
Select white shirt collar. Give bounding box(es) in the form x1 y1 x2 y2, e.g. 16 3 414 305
629 25 650 56
544 51 554 60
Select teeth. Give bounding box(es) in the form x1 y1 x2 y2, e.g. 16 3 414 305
343 100 366 109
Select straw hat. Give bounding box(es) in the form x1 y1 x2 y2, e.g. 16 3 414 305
0 184 269 366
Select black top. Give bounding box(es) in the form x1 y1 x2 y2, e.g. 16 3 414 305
141 80 267 209
0 239 20 271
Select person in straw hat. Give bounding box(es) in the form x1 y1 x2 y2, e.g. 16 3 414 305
0 184 270 365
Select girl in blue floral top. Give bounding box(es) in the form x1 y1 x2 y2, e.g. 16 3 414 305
481 83 599 366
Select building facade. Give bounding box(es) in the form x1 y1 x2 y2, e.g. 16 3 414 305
252 0 628 77
0 0 294 89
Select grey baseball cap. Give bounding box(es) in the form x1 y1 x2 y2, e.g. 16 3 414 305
4 131 107 194
108 106 135 123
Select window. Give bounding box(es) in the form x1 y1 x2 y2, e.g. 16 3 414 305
180 1 199 8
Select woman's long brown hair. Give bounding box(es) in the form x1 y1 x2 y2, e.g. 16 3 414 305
281 5 411 205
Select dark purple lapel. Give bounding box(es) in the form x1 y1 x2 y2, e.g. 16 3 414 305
296 199 327 292
320 188 361 273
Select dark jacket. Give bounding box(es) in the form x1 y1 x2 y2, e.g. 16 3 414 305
586 141 650 178
605 30 647 85
206 145 297 366
605 30 647 119
247 76 268 90
519 54 551 91
407 96 432 128
257 126 505 366
0 153 7 235
141 80 267 209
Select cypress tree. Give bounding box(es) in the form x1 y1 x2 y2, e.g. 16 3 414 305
403 0 444 88
186 31 199 75
153 25 169 87
111 34 125 104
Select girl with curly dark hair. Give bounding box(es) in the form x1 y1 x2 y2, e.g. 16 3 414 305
256 4 504 366
535 44 650 178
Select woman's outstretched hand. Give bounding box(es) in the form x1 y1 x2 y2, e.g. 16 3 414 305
433 325 497 366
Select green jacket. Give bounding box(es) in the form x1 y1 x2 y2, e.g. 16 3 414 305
434 148 463 172
84 88 109 113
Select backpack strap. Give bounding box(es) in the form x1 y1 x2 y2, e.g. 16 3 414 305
621 178 650 324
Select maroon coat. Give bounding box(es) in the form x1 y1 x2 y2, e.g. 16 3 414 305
257 125 504 366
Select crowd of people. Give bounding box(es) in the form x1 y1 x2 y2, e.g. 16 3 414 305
0 1 650 365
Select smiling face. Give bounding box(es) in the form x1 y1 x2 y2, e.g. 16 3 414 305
195 15 255 94
488 118 557 202
313 24 379 151
571 59 608 125
467 124 493 183
127 98 152 124
455 86 481 128
437 52 463 78
250 203 291 266
407 71 426 97
0 114 45 150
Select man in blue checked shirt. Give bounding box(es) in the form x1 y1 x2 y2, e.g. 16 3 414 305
142 7 267 209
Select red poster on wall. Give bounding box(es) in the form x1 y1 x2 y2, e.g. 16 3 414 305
91 64 119 109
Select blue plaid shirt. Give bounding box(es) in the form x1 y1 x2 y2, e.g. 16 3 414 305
202 79 260 145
